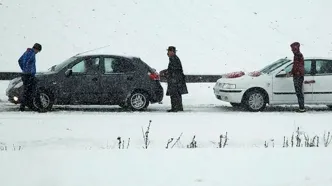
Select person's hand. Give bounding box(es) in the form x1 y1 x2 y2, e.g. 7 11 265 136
160 69 168 77
286 72 292 78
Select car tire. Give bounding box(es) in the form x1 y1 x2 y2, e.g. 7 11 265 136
327 105 332 109
30 90 54 111
128 91 149 111
243 90 266 112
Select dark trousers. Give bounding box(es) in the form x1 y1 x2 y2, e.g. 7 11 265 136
20 74 40 109
293 76 304 109
170 92 183 111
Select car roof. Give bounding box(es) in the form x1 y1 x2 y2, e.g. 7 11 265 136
76 54 140 60
284 56 332 61
305 57 332 60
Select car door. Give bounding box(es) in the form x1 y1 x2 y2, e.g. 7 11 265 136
64 57 102 104
312 59 332 103
99 56 136 104
272 60 314 104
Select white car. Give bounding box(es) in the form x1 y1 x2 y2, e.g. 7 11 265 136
213 57 332 111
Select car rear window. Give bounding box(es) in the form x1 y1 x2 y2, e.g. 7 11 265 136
135 58 156 73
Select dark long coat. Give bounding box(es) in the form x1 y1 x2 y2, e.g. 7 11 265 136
164 55 188 96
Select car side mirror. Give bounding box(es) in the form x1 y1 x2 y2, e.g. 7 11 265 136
276 70 287 77
65 69 72 77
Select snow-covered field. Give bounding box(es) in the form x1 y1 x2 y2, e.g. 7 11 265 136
1 80 332 185
1 149 332 186
1 80 332 150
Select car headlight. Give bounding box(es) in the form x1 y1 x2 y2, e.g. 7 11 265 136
216 82 224 87
8 77 21 88
14 81 23 88
8 81 14 89
222 83 236 89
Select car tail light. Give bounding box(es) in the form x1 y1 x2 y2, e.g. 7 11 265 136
149 72 160 80
223 71 245 78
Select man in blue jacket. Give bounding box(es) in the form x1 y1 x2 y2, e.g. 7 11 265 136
18 43 43 112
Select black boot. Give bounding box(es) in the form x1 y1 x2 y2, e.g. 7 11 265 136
19 105 25 112
167 108 177 112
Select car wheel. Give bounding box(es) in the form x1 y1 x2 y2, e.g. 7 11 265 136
31 90 54 111
327 105 332 109
128 91 149 111
244 90 266 112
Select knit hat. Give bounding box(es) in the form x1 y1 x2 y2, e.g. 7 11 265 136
33 43 42 51
290 42 300 48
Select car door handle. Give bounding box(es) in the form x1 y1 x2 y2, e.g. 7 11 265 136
304 80 315 84
92 77 98 81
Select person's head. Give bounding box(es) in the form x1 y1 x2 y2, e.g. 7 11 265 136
167 46 177 57
32 43 42 54
290 42 300 54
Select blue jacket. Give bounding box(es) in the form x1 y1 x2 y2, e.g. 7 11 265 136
18 48 36 76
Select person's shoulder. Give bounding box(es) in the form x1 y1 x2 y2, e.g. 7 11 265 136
294 52 303 60
297 52 304 57
174 55 181 61
22 48 29 54
24 48 33 54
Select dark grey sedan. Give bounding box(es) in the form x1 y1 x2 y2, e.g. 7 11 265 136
6 54 164 111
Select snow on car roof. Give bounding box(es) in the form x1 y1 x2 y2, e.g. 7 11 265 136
283 56 332 61
305 56 332 60
76 53 139 59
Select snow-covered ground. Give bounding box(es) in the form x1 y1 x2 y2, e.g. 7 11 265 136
1 149 332 186
1 81 332 185
1 0 332 74
1 80 332 150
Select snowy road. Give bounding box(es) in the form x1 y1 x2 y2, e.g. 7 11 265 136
1 81 332 151
1 79 332 115
1 100 332 114
2 80 332 186
1 81 332 114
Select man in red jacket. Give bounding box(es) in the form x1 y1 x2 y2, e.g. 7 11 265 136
289 42 305 112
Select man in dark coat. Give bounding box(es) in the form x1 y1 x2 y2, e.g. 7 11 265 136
163 46 188 112
289 42 305 112
18 43 44 112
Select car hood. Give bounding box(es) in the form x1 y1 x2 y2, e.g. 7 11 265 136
218 70 270 83
35 71 57 76
10 71 56 83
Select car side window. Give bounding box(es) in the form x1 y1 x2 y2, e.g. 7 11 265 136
284 60 312 75
284 64 292 73
104 58 116 73
72 58 100 74
71 60 85 73
104 58 135 74
315 60 332 75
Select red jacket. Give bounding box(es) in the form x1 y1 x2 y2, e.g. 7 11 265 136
291 52 304 76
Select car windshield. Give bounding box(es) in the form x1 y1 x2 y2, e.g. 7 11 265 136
259 58 291 74
49 57 77 72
